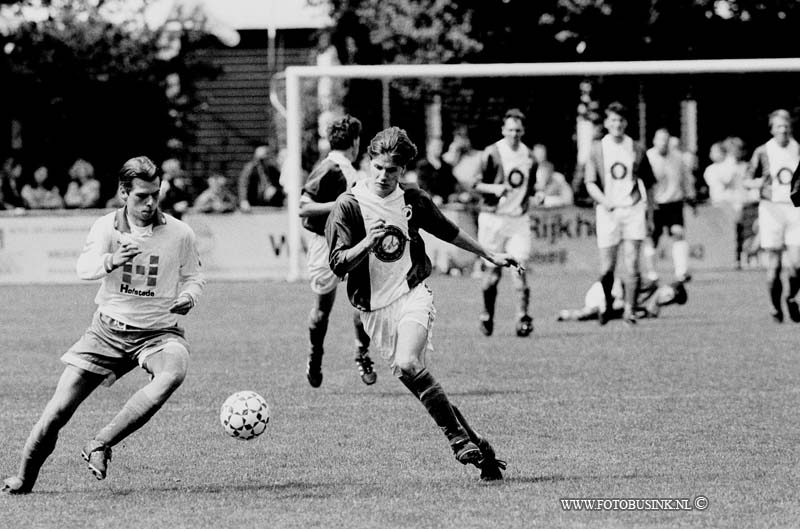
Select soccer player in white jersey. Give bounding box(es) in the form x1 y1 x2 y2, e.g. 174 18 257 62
746 109 800 323
584 102 656 325
326 127 518 481
2 156 205 495
299 114 375 388
644 128 696 283
474 108 537 337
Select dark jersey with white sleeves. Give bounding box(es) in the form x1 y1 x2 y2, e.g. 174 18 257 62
326 180 460 311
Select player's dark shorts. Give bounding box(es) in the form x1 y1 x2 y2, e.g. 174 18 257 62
651 201 685 243
61 311 188 387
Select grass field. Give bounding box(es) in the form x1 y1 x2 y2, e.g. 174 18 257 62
1 269 799 528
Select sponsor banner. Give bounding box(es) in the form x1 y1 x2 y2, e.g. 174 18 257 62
0 204 738 284
0 209 303 284
422 204 738 274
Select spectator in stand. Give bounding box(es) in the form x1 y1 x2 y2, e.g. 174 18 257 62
238 145 284 211
64 158 101 208
533 161 574 208
412 137 458 206
193 173 238 213
22 165 64 209
159 158 192 219
1 155 28 210
105 188 126 209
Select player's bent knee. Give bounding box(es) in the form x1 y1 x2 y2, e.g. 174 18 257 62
147 342 189 387
394 359 425 378
670 225 685 239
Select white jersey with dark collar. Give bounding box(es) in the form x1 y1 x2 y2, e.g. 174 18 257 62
76 208 205 329
326 182 460 311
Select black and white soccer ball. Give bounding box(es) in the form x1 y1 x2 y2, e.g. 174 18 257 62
220 390 270 440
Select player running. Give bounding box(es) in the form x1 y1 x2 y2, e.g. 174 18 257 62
299 114 376 387
746 109 800 323
2 156 205 494
474 108 538 337
325 127 513 481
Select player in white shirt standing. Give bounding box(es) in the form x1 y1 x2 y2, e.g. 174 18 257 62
474 108 538 337
644 128 696 283
326 127 518 481
746 109 800 323
584 102 656 325
2 156 205 495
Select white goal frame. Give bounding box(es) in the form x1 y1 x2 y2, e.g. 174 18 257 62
283 58 800 281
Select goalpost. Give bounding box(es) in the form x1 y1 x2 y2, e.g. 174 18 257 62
282 58 800 282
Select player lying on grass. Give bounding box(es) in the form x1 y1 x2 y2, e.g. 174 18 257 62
2 156 205 495
325 126 513 481
556 277 687 322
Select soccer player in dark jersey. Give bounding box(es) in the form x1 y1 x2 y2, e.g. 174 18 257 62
2 156 205 494
299 114 376 387
326 127 518 481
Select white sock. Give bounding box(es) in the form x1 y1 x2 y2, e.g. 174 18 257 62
673 240 690 279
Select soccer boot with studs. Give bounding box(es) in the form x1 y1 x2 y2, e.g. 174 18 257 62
81 439 112 480
786 298 800 323
452 437 482 467
515 314 534 337
475 437 507 482
479 312 494 337
354 349 377 385
1 476 31 495
306 348 323 388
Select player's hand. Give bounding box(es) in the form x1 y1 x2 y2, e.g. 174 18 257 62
487 252 525 274
169 294 194 314
532 191 545 206
111 241 141 268
365 218 388 249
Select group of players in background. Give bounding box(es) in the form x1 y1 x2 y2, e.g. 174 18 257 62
5 101 800 494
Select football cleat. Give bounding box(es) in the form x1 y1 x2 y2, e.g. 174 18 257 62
81 440 112 481
355 350 377 385
479 312 494 337
786 298 800 323
475 438 507 482
1 476 31 495
598 309 612 326
306 349 323 388
771 308 784 324
515 314 533 337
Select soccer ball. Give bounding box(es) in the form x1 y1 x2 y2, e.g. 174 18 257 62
219 391 270 440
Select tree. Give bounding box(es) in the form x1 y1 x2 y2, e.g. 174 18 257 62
0 0 221 198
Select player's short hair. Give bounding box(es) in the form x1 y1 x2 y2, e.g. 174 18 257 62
367 127 418 168
503 108 526 123
118 156 160 192
327 114 362 151
605 101 629 121
769 109 791 127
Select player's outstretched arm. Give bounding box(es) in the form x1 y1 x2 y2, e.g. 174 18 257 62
449 228 523 271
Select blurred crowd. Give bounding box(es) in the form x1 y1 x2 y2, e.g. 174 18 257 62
0 144 287 217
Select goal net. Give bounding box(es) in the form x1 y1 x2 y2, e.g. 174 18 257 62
280 58 800 281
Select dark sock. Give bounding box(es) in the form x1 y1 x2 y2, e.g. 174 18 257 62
399 370 466 445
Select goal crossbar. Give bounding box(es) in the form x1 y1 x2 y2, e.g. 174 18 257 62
283 58 800 281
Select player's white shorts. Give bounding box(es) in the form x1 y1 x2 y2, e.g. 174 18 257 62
595 202 647 248
360 283 436 376
758 200 800 249
306 232 339 294
477 212 531 263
